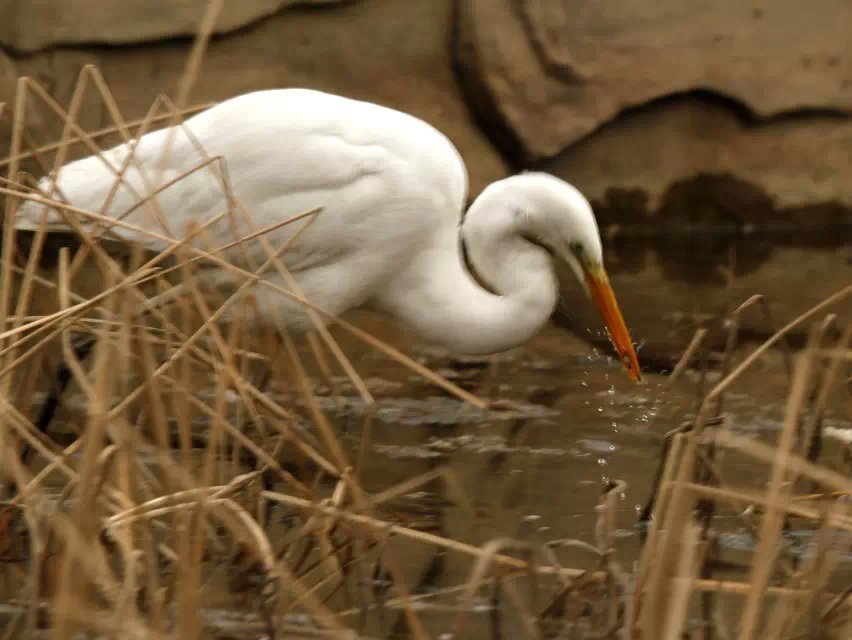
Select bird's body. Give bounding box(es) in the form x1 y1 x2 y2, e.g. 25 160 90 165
16 88 640 375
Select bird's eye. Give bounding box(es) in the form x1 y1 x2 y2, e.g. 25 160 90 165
569 241 584 257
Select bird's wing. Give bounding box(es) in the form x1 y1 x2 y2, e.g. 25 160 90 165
15 124 249 248
14 89 469 275
15 132 341 282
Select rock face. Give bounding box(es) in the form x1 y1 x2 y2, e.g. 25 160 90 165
453 0 852 358
455 0 852 161
544 95 852 362
1 0 850 360
545 96 852 212
0 0 346 52
1 0 507 196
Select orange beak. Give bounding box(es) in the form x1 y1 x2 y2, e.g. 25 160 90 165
585 269 641 382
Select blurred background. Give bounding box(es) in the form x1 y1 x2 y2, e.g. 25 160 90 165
2 0 851 364
1 0 850 362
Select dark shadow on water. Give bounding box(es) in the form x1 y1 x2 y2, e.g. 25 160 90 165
593 173 852 284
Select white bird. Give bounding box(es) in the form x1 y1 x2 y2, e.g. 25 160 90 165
15 88 641 381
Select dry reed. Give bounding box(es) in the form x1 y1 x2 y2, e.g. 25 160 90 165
0 5 850 639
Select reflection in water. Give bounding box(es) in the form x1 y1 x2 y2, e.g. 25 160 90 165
593 173 852 284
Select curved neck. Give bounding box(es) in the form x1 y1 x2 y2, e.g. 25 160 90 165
378 188 558 355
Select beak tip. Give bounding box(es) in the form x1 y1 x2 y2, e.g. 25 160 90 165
585 269 641 384
625 358 642 383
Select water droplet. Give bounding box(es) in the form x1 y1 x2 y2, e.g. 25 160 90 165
597 458 607 466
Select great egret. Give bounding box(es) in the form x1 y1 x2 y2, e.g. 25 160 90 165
15 88 641 437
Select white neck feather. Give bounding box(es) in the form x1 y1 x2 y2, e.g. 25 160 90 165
377 184 558 355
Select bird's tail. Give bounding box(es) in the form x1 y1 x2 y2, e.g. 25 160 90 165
9 176 145 253
7 174 92 236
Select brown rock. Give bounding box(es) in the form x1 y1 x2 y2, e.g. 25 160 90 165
456 0 852 160
0 0 346 52
3 0 507 196
545 97 852 363
547 97 852 213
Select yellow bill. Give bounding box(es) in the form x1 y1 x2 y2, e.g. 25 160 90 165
584 268 641 382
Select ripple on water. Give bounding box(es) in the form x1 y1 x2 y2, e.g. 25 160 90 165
825 425 852 443
374 433 567 460
301 395 559 426
718 529 852 563
575 438 619 454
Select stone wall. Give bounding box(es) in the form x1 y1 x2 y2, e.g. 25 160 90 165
1 0 850 360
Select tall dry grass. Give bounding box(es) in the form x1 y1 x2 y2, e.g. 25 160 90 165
0 2 850 638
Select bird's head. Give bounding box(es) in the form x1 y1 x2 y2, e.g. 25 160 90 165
509 173 642 382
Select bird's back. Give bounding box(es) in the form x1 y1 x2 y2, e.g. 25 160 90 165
17 89 468 270
15 89 471 327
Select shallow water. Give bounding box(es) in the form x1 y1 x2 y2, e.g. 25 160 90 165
265 317 851 638
2 311 849 639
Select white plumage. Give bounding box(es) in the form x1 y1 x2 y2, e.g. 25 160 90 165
16 88 640 379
